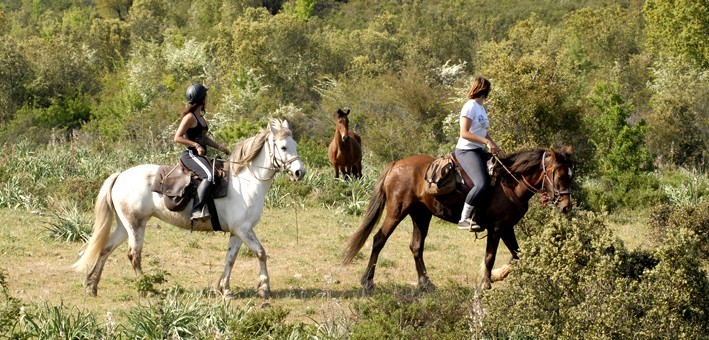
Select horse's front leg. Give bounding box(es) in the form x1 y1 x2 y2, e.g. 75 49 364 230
236 228 270 299
490 227 520 283
481 231 501 290
217 235 243 298
410 211 435 292
333 164 340 179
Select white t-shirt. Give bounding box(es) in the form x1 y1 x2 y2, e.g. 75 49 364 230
456 100 489 150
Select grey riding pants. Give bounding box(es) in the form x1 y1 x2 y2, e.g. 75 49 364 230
454 147 489 206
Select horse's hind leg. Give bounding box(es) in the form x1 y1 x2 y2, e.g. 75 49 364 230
409 210 434 292
235 227 270 299
216 235 243 298
86 221 128 296
124 218 147 275
361 213 404 291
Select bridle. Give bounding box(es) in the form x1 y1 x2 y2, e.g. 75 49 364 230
494 151 572 206
234 132 300 182
268 133 301 174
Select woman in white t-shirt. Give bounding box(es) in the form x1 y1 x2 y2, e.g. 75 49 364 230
455 77 504 232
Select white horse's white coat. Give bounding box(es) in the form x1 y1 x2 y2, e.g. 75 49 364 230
73 120 305 298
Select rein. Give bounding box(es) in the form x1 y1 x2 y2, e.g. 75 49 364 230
492 151 570 206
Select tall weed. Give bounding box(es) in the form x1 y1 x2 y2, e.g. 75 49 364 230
42 202 92 243
19 304 104 339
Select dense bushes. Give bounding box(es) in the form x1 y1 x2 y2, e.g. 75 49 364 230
482 208 708 339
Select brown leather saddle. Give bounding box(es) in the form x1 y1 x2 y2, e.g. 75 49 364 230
151 158 231 212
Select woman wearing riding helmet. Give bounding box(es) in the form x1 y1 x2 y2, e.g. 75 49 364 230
174 83 230 220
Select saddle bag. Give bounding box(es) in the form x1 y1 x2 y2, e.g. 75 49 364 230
424 156 457 196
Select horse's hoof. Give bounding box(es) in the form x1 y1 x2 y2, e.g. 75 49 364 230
86 286 97 297
222 289 237 299
360 279 375 293
258 284 270 299
481 279 492 290
419 280 436 293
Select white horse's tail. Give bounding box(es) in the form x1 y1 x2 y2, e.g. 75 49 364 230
73 172 120 273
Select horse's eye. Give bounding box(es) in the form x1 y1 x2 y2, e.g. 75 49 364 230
281 146 287 151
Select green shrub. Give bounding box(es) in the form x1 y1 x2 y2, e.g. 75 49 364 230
482 210 708 339
649 202 708 260
135 269 171 298
658 167 708 205
581 172 666 212
350 287 473 339
0 269 21 337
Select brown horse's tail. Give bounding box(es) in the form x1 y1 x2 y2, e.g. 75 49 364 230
342 163 392 265
72 172 120 273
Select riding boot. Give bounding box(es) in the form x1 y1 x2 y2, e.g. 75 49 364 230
191 179 212 220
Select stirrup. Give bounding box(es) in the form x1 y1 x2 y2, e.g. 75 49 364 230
190 207 210 220
457 218 484 232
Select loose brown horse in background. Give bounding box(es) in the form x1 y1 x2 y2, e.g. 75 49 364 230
343 147 574 291
328 108 362 179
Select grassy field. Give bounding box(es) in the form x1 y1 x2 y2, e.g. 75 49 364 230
0 205 511 324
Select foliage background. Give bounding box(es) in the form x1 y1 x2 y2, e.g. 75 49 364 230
0 0 707 338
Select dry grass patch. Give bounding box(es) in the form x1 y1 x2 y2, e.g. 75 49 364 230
0 206 496 324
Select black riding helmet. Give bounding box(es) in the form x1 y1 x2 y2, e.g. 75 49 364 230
185 83 208 104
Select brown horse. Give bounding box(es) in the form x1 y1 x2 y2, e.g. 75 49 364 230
328 108 362 179
343 146 574 291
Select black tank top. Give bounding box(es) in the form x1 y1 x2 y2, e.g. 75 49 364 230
185 112 208 150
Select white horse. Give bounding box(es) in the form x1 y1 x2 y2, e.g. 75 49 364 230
73 119 305 298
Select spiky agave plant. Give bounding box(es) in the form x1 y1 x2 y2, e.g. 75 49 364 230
43 204 92 243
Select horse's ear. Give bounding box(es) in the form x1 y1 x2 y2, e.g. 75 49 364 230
282 120 291 130
345 108 351 115
335 109 344 118
564 145 573 155
269 120 279 135
550 147 557 163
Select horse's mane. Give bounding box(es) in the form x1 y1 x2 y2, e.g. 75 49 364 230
493 148 572 178
227 120 292 175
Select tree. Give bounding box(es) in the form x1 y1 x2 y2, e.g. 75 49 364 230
643 0 709 68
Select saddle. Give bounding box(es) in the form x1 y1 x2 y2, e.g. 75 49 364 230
151 158 231 212
424 152 495 196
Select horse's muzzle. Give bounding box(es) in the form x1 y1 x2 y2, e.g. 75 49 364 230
291 169 306 181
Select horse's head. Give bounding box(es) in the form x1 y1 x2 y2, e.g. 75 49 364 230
334 108 351 142
268 119 306 181
543 146 574 213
